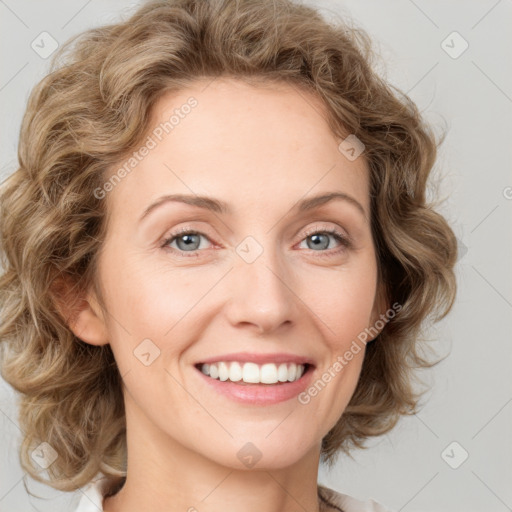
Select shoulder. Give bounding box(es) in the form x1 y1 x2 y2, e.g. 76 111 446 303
318 484 396 512
74 473 115 512
74 476 395 512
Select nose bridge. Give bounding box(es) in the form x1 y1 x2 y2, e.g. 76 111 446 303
225 232 298 333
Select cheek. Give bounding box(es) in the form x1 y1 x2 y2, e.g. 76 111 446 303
300 261 378 344
103 254 208 330
99 257 224 372
100 239 377 359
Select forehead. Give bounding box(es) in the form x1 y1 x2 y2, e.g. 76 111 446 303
105 77 370 223
151 77 339 154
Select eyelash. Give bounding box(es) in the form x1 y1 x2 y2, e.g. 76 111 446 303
160 225 352 258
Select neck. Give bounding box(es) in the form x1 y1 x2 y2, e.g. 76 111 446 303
103 401 324 512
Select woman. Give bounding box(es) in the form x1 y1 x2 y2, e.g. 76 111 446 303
0 0 457 511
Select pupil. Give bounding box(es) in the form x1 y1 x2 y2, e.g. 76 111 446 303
179 234 199 250
310 233 328 250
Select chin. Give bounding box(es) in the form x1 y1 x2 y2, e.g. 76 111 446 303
196 435 317 471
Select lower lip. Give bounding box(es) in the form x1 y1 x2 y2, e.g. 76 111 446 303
195 365 315 405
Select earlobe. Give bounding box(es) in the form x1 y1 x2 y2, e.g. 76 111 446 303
51 276 110 346
70 294 110 346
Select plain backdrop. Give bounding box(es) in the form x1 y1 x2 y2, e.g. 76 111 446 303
1 1 511 511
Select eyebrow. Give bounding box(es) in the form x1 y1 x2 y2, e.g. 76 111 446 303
138 191 367 223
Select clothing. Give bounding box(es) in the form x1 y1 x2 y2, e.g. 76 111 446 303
74 473 395 512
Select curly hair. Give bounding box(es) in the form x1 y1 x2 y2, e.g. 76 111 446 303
0 0 457 494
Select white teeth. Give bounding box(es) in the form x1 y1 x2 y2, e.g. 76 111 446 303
243 362 260 383
287 363 297 382
199 361 307 384
277 363 289 382
218 362 229 381
229 361 243 382
209 364 219 379
260 363 278 384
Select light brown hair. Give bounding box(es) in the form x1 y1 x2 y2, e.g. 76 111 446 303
0 0 457 493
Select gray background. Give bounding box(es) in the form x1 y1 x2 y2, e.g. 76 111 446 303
1 1 511 511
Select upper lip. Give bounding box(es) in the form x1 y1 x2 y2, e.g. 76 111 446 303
196 352 316 367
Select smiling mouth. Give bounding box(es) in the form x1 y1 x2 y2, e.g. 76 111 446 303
194 362 314 385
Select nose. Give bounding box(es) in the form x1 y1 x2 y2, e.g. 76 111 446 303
223 247 299 335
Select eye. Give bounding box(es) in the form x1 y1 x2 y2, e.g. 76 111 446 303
298 227 352 256
161 225 352 257
161 227 213 256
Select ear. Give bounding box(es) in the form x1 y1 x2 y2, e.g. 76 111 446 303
51 275 110 346
367 282 389 342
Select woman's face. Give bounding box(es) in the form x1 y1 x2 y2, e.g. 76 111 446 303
88 77 384 470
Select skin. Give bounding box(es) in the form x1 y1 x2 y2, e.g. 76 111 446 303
62 77 387 512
